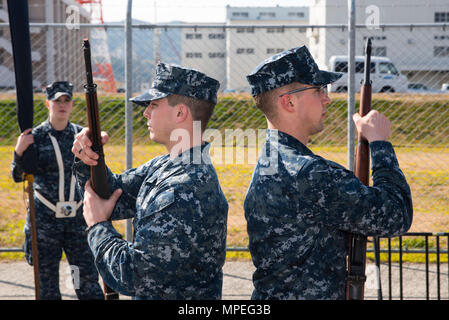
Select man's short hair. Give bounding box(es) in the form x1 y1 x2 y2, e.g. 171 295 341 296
254 82 304 121
167 94 215 132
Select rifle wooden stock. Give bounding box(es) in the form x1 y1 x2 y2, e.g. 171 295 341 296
24 174 40 300
83 39 119 300
346 38 372 300
354 84 371 185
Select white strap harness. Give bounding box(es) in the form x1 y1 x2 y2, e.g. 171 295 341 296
34 124 82 214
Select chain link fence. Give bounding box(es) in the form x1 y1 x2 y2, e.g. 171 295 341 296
0 22 448 252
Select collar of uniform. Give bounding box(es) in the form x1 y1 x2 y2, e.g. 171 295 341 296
266 129 315 156
41 119 75 136
171 142 212 166
151 143 211 186
40 119 53 133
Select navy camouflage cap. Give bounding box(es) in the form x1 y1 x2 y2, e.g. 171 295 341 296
246 46 343 97
46 81 73 101
130 63 220 106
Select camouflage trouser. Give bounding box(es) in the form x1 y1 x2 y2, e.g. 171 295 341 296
24 201 104 300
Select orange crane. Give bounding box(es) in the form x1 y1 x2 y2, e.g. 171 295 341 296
76 0 105 23
75 0 117 93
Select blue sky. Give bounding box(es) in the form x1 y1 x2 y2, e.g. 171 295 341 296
101 0 311 23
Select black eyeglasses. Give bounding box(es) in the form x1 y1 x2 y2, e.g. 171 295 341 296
279 85 328 97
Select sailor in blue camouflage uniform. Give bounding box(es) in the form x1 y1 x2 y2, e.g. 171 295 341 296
72 63 228 299
244 46 413 300
11 81 104 300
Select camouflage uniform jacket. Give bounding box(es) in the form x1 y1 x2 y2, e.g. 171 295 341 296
244 129 413 300
74 143 229 299
12 120 85 224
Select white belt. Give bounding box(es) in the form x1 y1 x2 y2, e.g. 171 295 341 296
34 124 82 216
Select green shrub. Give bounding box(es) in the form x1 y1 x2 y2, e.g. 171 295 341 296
1 94 448 146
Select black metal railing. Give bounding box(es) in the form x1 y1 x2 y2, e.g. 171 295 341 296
368 232 449 300
226 232 449 300
2 232 448 299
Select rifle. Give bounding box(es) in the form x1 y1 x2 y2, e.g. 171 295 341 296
7 0 40 300
83 39 119 300
346 38 372 300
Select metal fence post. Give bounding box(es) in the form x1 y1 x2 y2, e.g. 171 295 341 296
347 0 356 171
399 236 403 300
125 0 133 242
436 234 440 300
425 235 429 300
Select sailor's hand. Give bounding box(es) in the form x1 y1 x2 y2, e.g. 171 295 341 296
353 110 391 143
83 179 122 227
15 128 34 157
72 128 109 165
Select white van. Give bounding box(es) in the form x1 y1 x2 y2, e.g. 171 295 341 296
328 56 408 93
441 83 449 92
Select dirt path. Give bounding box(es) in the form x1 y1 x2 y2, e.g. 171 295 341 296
0 260 447 300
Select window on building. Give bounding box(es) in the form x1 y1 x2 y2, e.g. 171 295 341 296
363 36 387 41
435 12 449 22
260 12 276 18
185 33 202 40
232 12 249 18
267 48 284 54
185 52 202 58
434 35 449 40
236 48 255 54
209 52 225 58
434 46 449 57
209 33 225 39
236 27 254 33
372 47 387 57
266 27 284 33
288 12 305 18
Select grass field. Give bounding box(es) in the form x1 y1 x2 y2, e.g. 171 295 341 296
1 142 448 262
1 91 448 262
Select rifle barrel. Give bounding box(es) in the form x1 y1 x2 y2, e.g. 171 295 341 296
83 39 94 85
363 38 372 86
82 39 119 300
347 37 373 300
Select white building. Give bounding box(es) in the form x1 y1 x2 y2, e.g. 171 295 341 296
225 6 309 91
180 24 227 89
178 6 309 92
156 2 449 92
309 0 449 89
220 2 449 91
